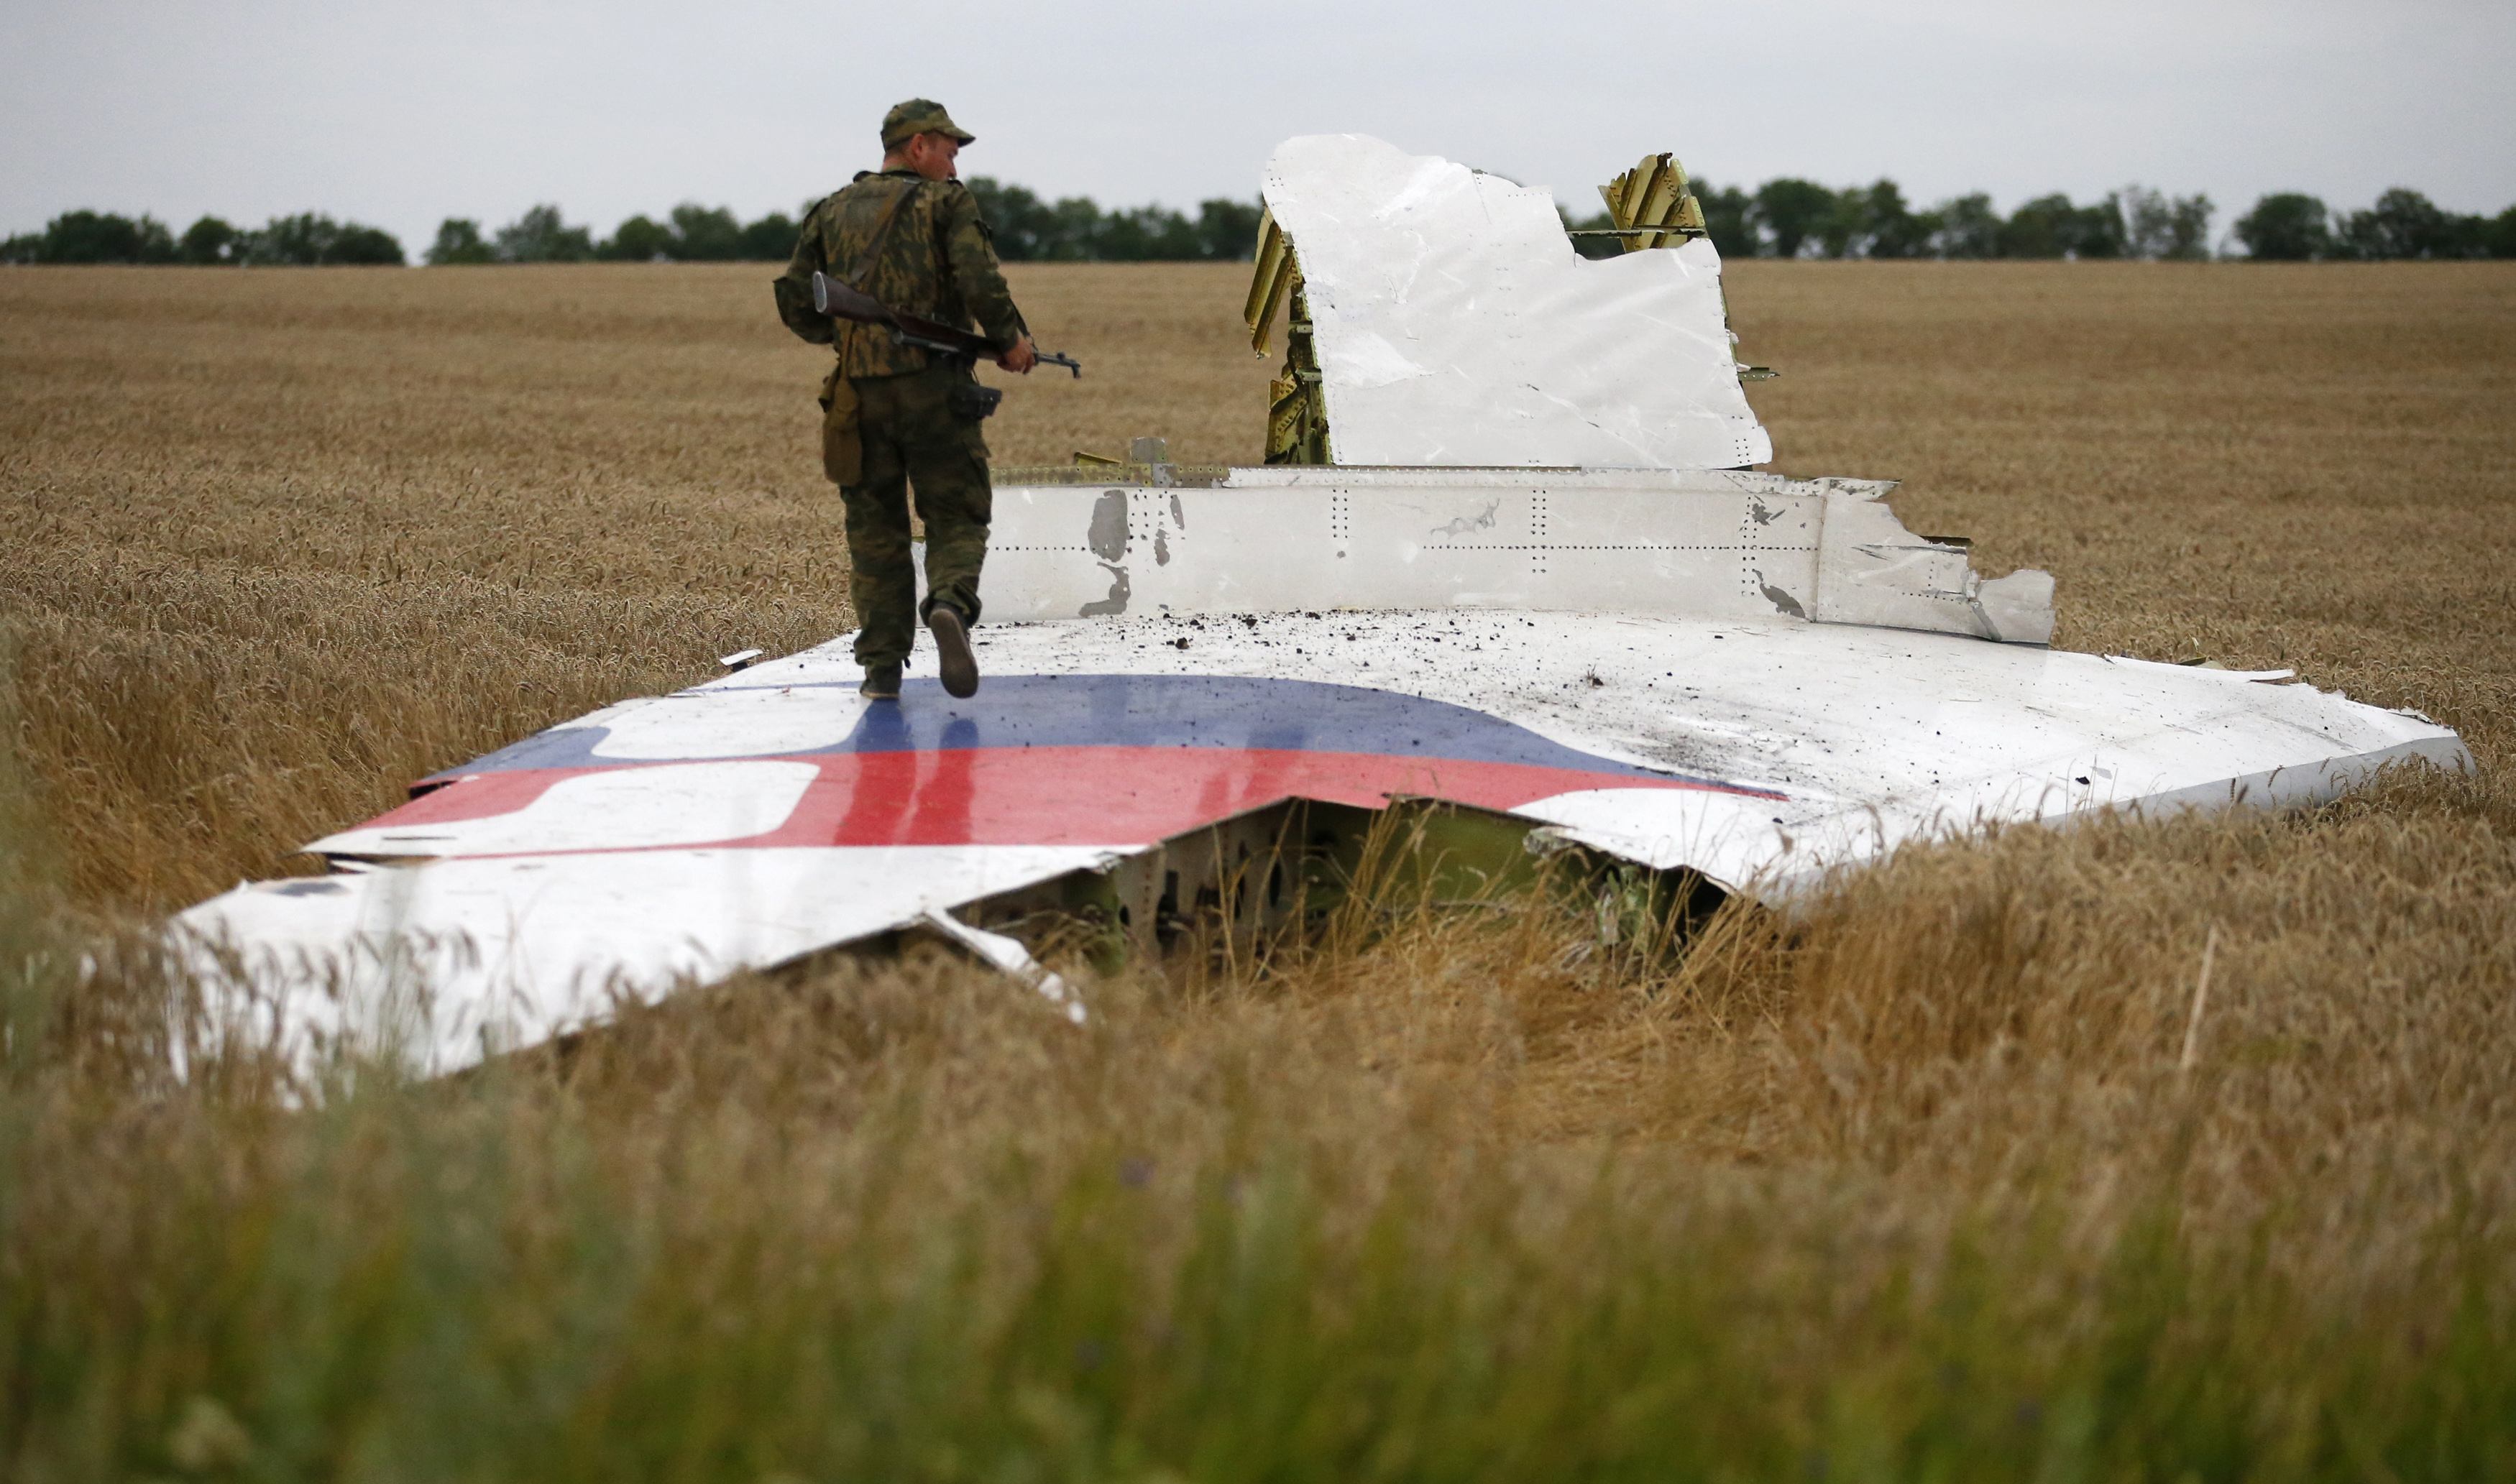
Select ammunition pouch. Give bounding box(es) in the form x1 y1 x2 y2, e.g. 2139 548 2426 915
946 377 1004 423
819 367 863 486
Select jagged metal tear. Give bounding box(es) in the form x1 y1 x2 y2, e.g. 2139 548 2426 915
985 466 2054 647
1259 133 1771 470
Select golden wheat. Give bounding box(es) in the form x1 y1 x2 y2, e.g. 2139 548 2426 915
1 261 2512 1474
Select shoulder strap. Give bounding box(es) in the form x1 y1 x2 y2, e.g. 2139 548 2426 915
843 178 923 288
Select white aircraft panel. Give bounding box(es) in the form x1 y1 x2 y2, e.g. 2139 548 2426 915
1261 134 1771 469
958 612 2464 895
982 472 2052 645
175 844 1124 1074
175 609 2463 1077
311 760 818 858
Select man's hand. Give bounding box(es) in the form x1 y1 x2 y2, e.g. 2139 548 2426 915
996 333 1038 374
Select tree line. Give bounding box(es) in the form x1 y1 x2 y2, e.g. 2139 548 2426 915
10 183 2515 267
413 185 1264 265
1569 181 2212 260
2226 189 2516 262
1570 181 2516 262
0 211 405 266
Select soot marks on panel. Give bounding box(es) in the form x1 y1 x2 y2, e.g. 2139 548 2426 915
1751 568 1807 619
1431 498 1502 539
1088 489 1130 563
1081 563 1132 617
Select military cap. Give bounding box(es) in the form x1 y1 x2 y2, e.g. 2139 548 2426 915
881 98 975 151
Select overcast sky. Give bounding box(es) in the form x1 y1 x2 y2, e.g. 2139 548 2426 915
8 0 2514 252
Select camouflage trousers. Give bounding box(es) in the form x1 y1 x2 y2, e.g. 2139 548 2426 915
830 361 993 670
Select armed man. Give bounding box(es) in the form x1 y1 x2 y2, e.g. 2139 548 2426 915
774 98 1038 701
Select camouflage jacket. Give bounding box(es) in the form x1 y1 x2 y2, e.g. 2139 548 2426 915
773 168 1027 378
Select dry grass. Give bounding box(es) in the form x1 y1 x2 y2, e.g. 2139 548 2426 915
3 260 2514 1478
0 264 1274 907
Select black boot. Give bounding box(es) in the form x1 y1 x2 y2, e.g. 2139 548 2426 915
860 663 902 701
925 606 979 699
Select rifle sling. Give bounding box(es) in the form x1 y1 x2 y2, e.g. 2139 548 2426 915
842 178 922 291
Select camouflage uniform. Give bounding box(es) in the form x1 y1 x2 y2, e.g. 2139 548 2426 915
773 106 1027 674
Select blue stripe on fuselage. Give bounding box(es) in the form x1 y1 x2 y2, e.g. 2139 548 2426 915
429 674 1767 796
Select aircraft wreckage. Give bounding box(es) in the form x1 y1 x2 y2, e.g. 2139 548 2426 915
178 134 2469 1071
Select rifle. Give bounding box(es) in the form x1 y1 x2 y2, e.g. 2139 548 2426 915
812 271 1082 378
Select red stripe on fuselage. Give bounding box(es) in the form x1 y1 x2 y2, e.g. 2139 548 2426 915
361 745 1738 852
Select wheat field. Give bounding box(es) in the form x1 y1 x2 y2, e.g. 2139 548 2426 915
2 261 2513 1479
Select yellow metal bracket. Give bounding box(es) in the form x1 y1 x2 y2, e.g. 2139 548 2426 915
1244 206 1332 464
1244 210 1295 357
1597 152 1708 252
